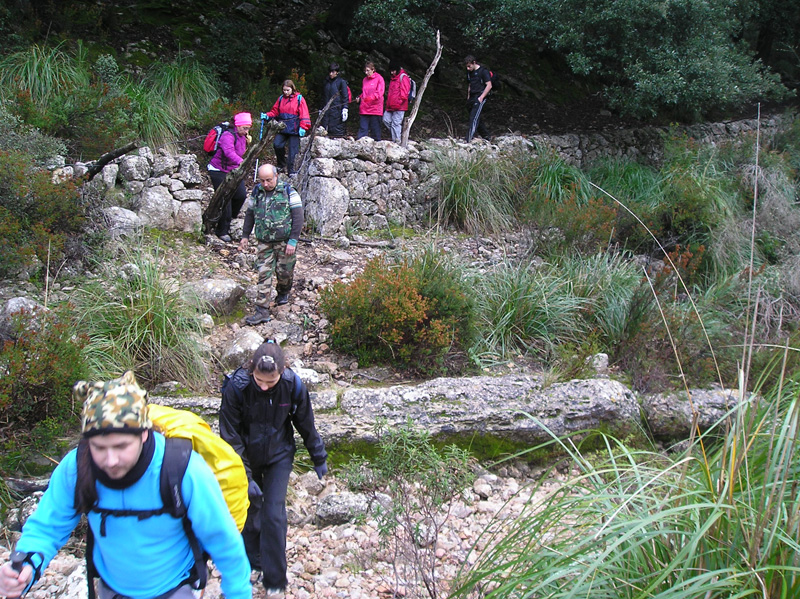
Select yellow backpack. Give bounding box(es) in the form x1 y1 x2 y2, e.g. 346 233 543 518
147 404 249 531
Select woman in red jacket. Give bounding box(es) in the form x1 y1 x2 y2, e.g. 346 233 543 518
356 61 385 141
265 80 311 175
382 61 411 143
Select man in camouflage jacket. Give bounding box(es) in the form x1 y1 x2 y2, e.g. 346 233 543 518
239 164 304 325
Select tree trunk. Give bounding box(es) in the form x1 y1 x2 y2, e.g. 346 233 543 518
401 31 443 148
202 120 285 234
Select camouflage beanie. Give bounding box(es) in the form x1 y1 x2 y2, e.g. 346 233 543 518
76 371 152 437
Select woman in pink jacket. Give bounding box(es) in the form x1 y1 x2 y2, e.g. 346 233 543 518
207 112 252 242
356 61 385 141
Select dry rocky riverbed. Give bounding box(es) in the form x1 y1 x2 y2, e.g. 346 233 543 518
2 463 569 599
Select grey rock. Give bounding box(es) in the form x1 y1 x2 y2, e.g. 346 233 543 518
317 375 640 446
315 491 369 526
305 177 350 236
220 328 264 370
118 155 151 181
642 386 745 440
101 206 142 238
137 185 174 228
182 278 245 316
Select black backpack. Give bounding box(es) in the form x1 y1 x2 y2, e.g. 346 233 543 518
402 72 417 104
78 438 207 599
488 69 501 93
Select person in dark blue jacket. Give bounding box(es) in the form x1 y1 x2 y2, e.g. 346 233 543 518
219 341 328 599
320 62 350 138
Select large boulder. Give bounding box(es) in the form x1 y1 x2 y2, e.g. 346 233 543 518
641 386 745 440
136 185 175 228
304 176 350 236
316 375 641 446
182 278 245 316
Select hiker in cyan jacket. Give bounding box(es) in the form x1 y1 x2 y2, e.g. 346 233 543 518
265 80 311 175
0 371 250 599
220 341 328 599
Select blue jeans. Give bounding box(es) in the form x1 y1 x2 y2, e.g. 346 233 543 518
242 451 294 590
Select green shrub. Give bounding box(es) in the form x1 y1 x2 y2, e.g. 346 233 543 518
0 150 86 278
72 243 210 389
0 104 67 162
319 252 475 374
344 418 474 599
0 307 88 435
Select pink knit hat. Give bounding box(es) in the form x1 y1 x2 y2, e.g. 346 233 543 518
233 112 253 127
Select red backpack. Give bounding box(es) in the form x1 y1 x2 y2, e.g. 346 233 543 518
203 121 233 156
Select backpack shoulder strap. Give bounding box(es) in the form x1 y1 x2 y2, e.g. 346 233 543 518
160 437 193 518
160 437 209 590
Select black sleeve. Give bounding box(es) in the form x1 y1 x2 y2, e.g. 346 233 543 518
219 379 253 479
289 374 327 466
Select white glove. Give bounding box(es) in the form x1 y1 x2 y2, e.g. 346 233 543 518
342 108 348 122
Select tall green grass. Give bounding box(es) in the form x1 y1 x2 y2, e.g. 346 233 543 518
143 56 222 123
434 148 514 234
72 242 209 389
0 42 89 106
451 381 800 598
469 259 590 362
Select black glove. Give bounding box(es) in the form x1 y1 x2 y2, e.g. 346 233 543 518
248 479 263 499
314 462 328 480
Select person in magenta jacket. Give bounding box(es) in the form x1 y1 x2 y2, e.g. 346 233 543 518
356 61 385 141
265 80 311 175
382 61 411 143
207 111 252 242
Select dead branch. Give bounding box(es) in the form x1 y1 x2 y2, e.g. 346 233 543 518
296 95 336 198
401 30 443 148
202 120 285 234
84 142 140 181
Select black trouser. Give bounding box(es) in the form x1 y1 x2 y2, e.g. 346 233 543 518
321 107 346 138
466 96 490 142
208 169 247 237
357 115 382 141
243 451 294 590
273 133 301 174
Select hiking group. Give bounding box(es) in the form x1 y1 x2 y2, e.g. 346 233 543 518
0 341 327 599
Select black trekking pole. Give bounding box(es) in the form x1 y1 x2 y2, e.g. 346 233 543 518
254 112 267 182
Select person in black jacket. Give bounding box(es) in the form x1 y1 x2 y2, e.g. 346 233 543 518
320 62 350 138
219 341 328 599
464 55 492 142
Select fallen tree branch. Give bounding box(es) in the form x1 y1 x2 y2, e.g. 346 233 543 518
84 142 140 181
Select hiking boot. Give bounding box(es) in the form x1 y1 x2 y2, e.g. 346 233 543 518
245 307 271 325
217 234 232 243
274 293 289 306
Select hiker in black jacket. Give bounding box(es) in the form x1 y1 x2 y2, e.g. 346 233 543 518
465 55 492 142
320 62 350 138
219 341 328 599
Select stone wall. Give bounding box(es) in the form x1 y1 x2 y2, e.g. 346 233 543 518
76 114 789 237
